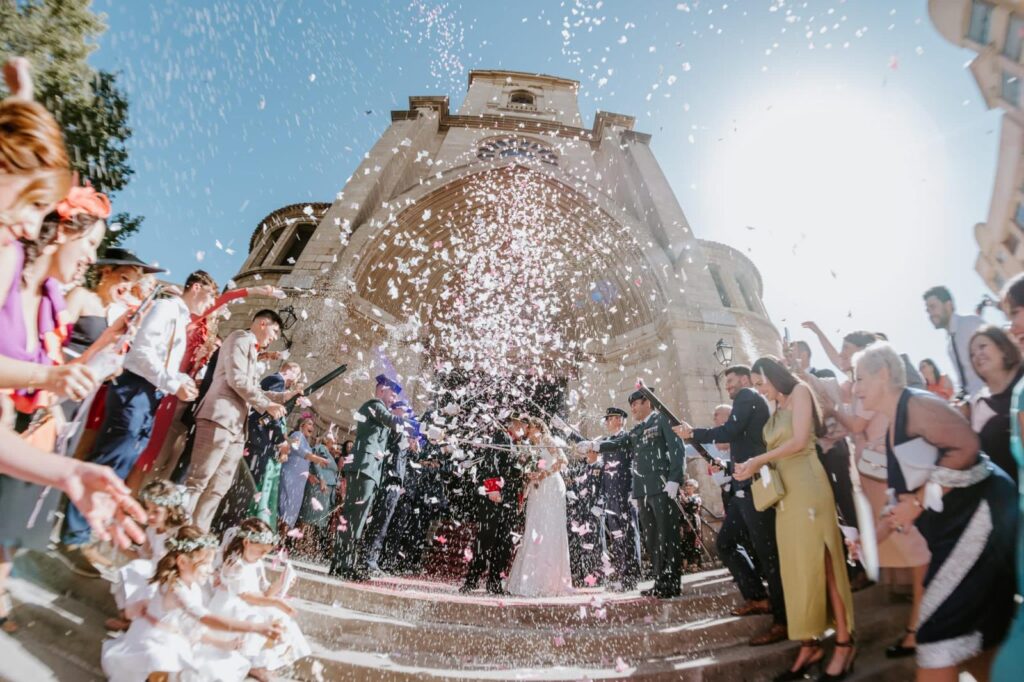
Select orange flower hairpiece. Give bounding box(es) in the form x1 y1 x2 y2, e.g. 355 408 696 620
54 184 112 222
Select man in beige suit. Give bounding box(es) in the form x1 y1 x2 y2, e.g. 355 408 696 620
185 309 301 530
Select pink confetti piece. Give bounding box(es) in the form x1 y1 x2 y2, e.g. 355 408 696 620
463 547 473 562
584 574 598 587
434 535 447 544
552 635 566 647
253 492 262 503
615 657 628 673
286 528 304 539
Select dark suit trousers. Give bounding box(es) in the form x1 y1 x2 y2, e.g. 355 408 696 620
362 483 402 568
601 501 641 588
717 490 786 624
329 471 378 576
638 492 682 595
62 372 161 546
464 503 515 591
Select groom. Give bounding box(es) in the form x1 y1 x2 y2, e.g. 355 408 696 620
461 413 527 595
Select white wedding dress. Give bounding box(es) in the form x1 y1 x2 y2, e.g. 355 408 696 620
506 437 574 597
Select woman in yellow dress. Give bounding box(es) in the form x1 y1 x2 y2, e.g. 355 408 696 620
734 356 856 681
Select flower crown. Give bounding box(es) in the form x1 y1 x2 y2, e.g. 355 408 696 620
165 534 218 553
239 528 279 545
141 488 184 508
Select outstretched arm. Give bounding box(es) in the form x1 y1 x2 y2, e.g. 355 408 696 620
802 321 846 372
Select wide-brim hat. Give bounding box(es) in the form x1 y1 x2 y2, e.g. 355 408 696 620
603 407 628 420
95 247 166 274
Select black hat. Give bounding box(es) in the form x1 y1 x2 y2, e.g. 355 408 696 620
95 247 166 274
603 407 628 420
375 374 402 395
628 388 649 405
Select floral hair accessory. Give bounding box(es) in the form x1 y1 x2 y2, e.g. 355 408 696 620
239 528 279 545
165 534 218 553
141 488 184 508
55 184 112 222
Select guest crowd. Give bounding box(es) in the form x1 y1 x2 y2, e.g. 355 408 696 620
1 56 1023 682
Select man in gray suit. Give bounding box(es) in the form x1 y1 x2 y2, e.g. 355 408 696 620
184 309 300 530
329 374 405 581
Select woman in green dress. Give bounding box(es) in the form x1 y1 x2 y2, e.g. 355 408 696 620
734 356 855 681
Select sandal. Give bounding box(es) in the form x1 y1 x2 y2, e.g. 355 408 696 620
885 627 916 659
773 639 823 681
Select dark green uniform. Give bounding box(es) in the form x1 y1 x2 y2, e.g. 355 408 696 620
601 409 685 597
329 398 403 579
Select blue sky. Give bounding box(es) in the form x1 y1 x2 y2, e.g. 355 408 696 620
88 0 1002 377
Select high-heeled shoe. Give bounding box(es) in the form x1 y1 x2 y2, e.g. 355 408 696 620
885 627 916 658
816 638 857 681
773 640 823 681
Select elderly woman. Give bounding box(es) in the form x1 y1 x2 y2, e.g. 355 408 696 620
853 342 1017 681
734 356 855 681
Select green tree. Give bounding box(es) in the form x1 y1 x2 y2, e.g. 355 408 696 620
0 0 142 250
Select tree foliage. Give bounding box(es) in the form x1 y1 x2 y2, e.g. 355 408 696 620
0 0 142 250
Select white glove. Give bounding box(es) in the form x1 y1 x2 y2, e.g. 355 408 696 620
663 481 680 498
551 414 569 431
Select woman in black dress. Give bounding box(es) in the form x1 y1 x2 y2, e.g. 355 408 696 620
854 342 1017 680
967 325 1023 485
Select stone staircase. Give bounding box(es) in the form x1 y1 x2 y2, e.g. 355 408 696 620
3 551 917 681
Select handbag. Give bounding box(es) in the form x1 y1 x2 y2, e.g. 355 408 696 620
752 463 786 511
892 437 938 491
857 448 888 482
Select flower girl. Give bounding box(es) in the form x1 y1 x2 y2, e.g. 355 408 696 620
106 480 188 631
101 525 283 682
210 517 311 681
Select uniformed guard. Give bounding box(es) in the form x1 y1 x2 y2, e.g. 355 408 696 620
585 406 642 591
328 374 405 580
582 389 685 598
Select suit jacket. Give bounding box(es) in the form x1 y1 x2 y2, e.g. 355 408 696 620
476 428 524 518
594 429 634 512
195 330 286 436
600 411 685 499
344 398 403 483
691 387 769 490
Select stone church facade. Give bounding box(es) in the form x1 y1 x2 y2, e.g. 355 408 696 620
219 70 781 508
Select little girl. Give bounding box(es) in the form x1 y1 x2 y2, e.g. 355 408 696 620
102 525 283 682
107 480 187 630
211 517 311 681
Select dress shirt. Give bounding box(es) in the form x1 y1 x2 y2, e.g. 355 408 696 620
947 313 985 397
122 297 191 394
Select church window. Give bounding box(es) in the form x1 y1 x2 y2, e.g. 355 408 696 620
477 136 558 165
509 90 535 106
736 276 759 313
708 265 732 308
275 223 316 267
252 226 284 267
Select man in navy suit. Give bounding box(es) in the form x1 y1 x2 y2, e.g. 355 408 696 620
675 365 787 646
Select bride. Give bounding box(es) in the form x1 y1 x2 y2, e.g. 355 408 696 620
505 416 573 597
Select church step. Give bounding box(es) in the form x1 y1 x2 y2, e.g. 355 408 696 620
290 595 775 666
2 576 110 682
290 585 905 670
282 565 750 628
291 600 911 681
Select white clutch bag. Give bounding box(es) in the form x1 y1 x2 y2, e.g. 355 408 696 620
892 437 938 491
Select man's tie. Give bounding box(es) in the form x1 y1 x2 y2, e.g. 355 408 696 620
950 331 969 399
